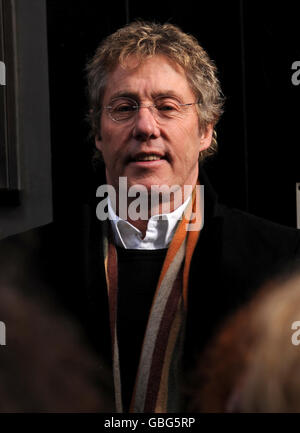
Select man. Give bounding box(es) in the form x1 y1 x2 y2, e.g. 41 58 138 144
84 21 300 413
0 21 299 414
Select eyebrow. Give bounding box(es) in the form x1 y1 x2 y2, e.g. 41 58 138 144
109 91 138 101
108 90 183 102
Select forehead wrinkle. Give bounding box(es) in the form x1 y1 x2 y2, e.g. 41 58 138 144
105 55 196 105
109 91 139 102
108 89 189 104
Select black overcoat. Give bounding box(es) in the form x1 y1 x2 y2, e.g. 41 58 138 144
0 169 299 410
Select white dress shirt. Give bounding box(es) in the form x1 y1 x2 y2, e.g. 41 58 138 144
108 195 191 250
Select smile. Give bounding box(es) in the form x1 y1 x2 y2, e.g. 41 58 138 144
135 154 163 162
128 151 168 164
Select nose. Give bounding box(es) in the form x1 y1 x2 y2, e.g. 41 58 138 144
132 106 161 141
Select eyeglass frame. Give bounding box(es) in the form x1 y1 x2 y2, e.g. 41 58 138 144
103 97 202 123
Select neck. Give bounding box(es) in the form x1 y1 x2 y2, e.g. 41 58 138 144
114 185 194 238
127 218 149 239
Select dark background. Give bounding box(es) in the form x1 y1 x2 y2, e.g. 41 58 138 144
46 0 300 228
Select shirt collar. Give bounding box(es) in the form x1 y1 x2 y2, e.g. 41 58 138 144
108 194 191 250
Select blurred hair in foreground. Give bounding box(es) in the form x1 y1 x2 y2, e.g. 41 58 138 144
184 263 300 412
0 284 113 412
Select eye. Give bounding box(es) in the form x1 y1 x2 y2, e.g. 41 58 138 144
113 103 137 113
108 98 138 113
158 104 176 112
156 99 181 112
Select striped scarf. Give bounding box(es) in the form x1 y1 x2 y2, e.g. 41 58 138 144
103 185 202 412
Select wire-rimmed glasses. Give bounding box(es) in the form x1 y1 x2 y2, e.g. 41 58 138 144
104 97 201 123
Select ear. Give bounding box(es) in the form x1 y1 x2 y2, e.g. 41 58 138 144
199 123 213 152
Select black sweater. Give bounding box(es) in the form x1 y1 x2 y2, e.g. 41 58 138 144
116 246 167 412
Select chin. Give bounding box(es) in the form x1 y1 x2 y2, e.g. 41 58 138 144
128 178 174 191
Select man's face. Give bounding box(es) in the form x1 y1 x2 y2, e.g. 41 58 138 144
96 55 213 195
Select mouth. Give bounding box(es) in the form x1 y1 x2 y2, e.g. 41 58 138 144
128 152 168 164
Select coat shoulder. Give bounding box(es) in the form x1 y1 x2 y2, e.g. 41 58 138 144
217 204 300 256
